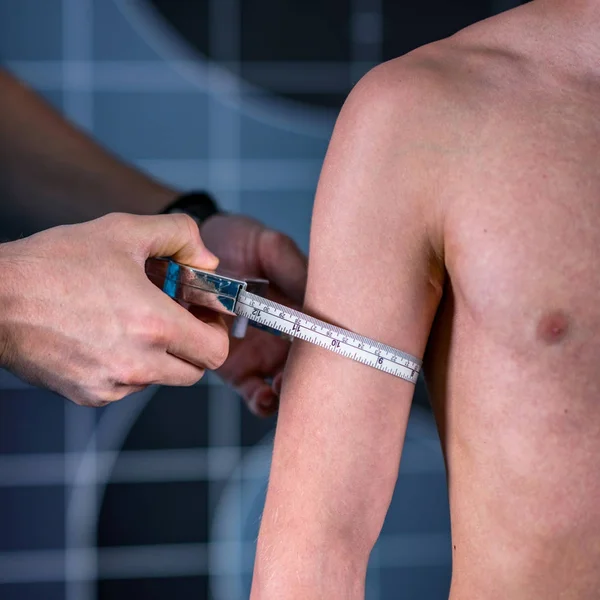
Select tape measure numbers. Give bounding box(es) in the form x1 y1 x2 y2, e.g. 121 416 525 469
145 258 421 384
235 291 421 384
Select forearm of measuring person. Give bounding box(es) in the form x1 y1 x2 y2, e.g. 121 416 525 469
251 61 444 598
0 68 177 237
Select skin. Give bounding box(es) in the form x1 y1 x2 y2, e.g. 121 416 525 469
252 0 600 598
0 68 306 414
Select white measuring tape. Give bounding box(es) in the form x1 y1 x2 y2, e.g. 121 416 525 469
145 258 421 384
235 291 421 383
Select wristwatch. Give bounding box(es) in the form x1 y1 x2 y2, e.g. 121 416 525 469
161 191 222 227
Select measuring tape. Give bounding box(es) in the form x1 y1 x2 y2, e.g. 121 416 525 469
235 292 420 383
145 258 421 384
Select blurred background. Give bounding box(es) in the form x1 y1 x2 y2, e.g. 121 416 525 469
0 1 526 598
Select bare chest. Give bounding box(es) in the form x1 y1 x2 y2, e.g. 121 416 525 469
445 115 600 364
428 114 600 463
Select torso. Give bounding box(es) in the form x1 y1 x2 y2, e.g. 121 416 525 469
417 6 600 598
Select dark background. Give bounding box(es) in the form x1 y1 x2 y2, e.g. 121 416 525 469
0 1 525 598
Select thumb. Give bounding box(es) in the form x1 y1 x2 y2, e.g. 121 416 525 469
138 213 220 270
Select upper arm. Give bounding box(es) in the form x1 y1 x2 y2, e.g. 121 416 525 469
254 60 446 588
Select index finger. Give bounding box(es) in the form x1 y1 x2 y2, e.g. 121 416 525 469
151 284 230 370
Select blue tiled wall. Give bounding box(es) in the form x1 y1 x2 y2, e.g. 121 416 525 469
0 1 452 598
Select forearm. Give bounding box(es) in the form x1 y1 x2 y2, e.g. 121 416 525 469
252 338 413 598
0 69 176 236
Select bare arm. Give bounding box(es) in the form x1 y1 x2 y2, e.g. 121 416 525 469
0 68 176 236
251 62 445 598
0 69 311 416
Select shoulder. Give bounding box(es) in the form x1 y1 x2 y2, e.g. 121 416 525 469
333 43 490 180
344 33 527 132
338 49 455 138
321 36 526 256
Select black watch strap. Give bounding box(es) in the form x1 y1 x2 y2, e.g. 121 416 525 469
162 191 222 226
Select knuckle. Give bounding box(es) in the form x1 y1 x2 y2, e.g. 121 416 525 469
112 359 148 388
266 230 288 248
99 212 138 242
100 212 144 244
122 368 147 388
261 229 297 256
127 311 170 348
174 212 201 241
99 211 129 228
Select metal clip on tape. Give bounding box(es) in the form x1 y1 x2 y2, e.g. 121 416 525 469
145 257 269 338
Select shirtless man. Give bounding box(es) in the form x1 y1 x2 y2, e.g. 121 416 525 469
250 1 600 598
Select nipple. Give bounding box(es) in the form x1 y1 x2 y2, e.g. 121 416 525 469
537 310 569 344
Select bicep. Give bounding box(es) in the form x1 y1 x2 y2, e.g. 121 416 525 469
258 64 444 569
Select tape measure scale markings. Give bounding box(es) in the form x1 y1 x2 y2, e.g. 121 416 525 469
145 258 421 384
235 292 421 384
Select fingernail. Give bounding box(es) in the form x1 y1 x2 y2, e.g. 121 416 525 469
272 373 283 396
258 394 276 413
